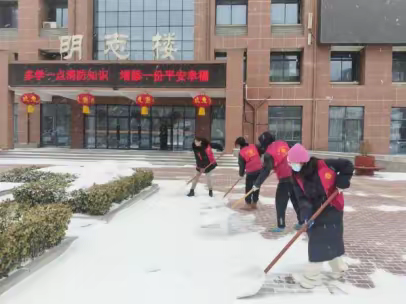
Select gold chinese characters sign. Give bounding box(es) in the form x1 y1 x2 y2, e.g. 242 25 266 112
20 93 40 113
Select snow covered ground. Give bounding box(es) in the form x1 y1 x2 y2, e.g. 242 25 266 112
1 179 405 304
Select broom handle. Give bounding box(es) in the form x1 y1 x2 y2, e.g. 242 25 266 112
231 189 255 209
263 190 339 274
186 152 226 185
223 177 243 198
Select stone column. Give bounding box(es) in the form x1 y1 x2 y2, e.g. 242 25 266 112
0 51 14 149
225 49 244 153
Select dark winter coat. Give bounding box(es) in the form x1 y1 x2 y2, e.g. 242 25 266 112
192 141 223 174
292 158 354 263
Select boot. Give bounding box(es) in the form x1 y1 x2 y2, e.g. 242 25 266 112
187 189 195 197
327 257 348 279
251 203 258 210
240 203 253 211
209 190 213 197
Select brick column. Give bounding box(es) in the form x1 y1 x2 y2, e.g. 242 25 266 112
74 0 94 60
71 100 84 148
0 52 14 149
225 49 244 153
18 0 41 60
195 107 211 140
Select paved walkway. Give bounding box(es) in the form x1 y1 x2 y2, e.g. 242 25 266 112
152 167 406 291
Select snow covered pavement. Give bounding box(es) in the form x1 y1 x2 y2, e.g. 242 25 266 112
1 178 406 304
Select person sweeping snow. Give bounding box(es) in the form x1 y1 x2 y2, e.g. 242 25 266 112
187 137 223 197
287 143 354 289
234 137 263 211
253 131 302 232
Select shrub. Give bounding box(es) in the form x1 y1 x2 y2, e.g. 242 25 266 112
0 166 76 184
0 203 72 278
68 169 154 216
12 177 69 207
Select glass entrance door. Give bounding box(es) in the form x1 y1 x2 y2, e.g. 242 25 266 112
85 105 196 150
41 104 71 147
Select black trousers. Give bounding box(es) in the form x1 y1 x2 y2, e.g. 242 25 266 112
275 181 302 228
245 172 260 204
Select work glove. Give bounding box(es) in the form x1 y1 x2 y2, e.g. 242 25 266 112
252 185 260 192
305 219 314 229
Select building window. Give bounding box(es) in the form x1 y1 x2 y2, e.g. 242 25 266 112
94 0 195 60
13 103 18 143
328 107 364 153
268 107 302 146
215 52 227 60
46 0 68 28
392 52 406 82
330 52 360 83
216 0 247 25
211 106 225 148
390 108 406 154
271 0 300 25
270 52 301 82
0 1 18 28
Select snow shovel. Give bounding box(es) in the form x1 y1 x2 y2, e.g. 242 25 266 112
235 190 339 299
223 177 243 198
186 152 226 186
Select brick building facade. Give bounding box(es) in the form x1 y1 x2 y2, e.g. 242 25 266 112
1 0 406 154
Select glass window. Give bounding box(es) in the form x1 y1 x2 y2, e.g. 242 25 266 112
268 107 302 146
390 108 406 154
271 0 300 25
330 52 361 82
45 1 68 28
392 52 406 82
211 106 226 148
270 52 301 82
0 2 18 28
215 52 227 60
328 107 364 153
94 0 195 60
216 0 247 25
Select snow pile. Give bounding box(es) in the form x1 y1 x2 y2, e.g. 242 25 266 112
0 182 23 192
372 172 406 181
40 161 136 191
370 205 406 212
344 206 356 212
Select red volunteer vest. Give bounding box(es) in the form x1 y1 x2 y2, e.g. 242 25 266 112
205 145 216 164
266 140 292 180
239 144 262 173
294 160 344 211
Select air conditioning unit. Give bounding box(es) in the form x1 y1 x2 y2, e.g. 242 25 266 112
307 13 313 30
43 22 58 29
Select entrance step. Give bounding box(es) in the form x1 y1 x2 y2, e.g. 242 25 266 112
0 149 238 168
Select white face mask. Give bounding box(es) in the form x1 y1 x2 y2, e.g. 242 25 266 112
291 163 302 172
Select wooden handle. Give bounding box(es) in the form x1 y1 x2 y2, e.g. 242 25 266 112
223 177 242 198
263 190 339 274
186 152 226 185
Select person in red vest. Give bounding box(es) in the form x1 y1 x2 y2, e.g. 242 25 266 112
287 143 354 289
253 131 302 232
235 137 263 211
187 137 223 197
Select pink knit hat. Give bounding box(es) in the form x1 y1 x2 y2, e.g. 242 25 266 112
288 144 310 163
